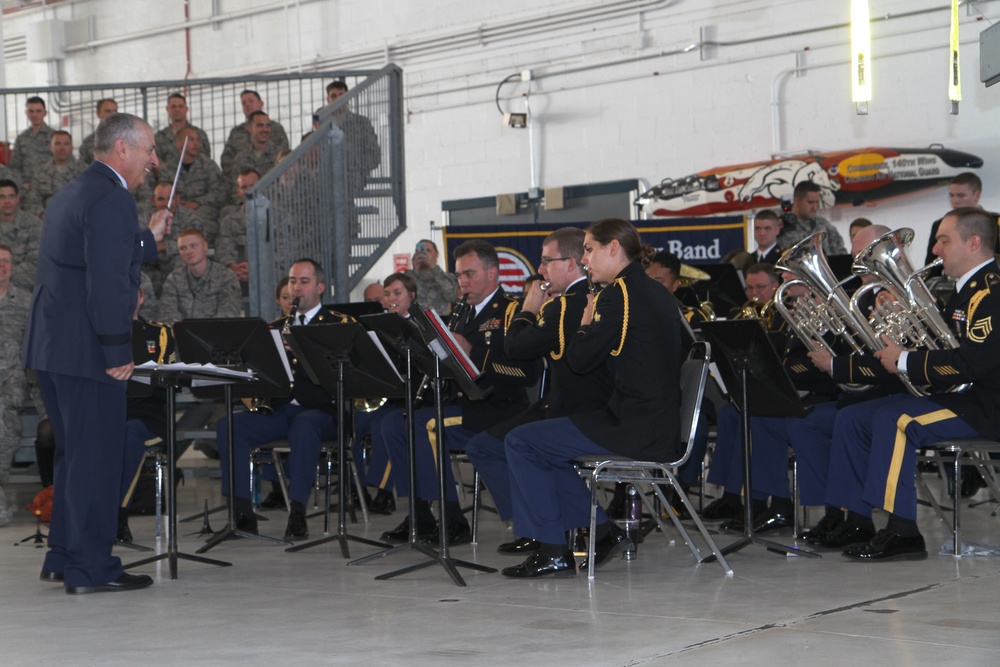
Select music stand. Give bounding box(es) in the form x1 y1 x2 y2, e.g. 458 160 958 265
283 322 405 557
698 319 820 560
124 366 237 578
172 318 294 552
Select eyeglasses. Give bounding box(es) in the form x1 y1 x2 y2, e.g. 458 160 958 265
539 257 572 266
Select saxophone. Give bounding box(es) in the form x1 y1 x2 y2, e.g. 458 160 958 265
242 297 300 414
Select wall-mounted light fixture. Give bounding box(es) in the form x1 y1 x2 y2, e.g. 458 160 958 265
851 0 872 115
949 0 962 114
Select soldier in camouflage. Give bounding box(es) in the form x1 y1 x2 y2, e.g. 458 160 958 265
216 168 260 291
0 179 41 291
8 96 55 196
221 90 289 203
158 228 243 322
222 110 282 203
25 131 85 217
159 127 226 238
0 245 29 526
145 181 207 296
154 92 213 164
78 98 118 165
405 239 459 317
777 181 848 257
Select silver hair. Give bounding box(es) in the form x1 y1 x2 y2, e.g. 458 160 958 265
93 113 148 156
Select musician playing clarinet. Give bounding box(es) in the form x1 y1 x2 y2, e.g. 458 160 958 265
502 218 684 578
826 207 1000 560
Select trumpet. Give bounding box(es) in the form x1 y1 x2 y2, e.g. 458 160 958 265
242 297 300 414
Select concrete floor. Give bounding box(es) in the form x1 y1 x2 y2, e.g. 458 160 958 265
1 458 999 666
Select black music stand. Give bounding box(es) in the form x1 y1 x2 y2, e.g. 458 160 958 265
698 319 820 560
283 322 405 557
373 306 495 586
124 366 236 578
172 318 294 552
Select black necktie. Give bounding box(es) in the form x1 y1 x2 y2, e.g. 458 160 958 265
298 313 307 326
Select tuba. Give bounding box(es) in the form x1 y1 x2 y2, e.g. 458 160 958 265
242 297 300 414
850 227 968 396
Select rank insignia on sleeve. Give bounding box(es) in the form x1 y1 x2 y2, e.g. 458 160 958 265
968 316 992 343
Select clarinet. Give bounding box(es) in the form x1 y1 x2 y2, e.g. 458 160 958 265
244 297 300 414
412 293 469 409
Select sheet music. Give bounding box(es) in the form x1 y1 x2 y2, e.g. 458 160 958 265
271 329 294 382
132 361 256 386
367 331 404 383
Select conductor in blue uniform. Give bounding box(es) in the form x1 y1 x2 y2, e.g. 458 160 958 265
23 113 172 594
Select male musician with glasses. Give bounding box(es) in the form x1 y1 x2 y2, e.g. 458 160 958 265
464 227 613 555
380 240 541 546
824 207 1000 560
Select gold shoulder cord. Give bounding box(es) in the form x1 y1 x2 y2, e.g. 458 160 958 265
503 300 518 332
610 277 628 357
549 296 569 360
967 284 990 333
158 325 171 364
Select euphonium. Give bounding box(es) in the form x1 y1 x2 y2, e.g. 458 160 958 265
734 297 776 330
242 297 300 414
849 227 969 396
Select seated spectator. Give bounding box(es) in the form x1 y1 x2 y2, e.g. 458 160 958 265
222 111 282 200
25 131 84 217
0 179 41 291
144 181 206 296
159 127 226 236
158 229 242 322
0 244 29 527
216 168 260 288
154 92 212 164
221 90 289 203
79 98 118 165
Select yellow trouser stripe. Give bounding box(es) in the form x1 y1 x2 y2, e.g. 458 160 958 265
378 461 392 489
884 408 955 512
426 416 464 468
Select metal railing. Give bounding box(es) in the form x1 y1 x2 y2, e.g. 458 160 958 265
246 64 406 317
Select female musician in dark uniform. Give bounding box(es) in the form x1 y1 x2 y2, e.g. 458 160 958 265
502 218 684 578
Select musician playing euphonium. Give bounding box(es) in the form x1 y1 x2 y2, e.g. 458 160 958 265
501 218 683 578
215 259 352 542
824 208 1000 561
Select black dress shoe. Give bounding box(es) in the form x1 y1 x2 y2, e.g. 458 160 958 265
258 489 286 510
820 522 875 549
235 513 259 535
381 516 437 543
842 528 927 561
116 518 133 544
752 508 792 534
284 511 309 541
960 470 988 498
605 484 627 520
799 514 843 545
580 523 632 570
701 497 740 521
497 537 540 554
39 570 64 583
662 488 691 520
368 489 396 515
425 521 472 546
501 550 576 578
65 573 154 595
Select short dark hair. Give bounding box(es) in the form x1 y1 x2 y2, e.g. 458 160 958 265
238 167 261 179
417 239 438 253
240 89 262 102
793 181 821 200
949 206 997 254
950 172 982 194
542 227 585 263
454 240 499 271
291 258 326 286
849 218 873 232
26 96 45 109
0 179 20 195
383 272 418 297
326 80 349 94
0 243 13 257
745 263 779 283
95 98 117 114
248 110 269 123
755 209 780 223
51 130 72 142
168 92 186 103
650 250 681 276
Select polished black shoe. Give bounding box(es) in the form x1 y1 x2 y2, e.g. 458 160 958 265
284 511 309 541
39 570 64 583
234 513 259 535
820 522 875 549
258 489 286 510
501 550 576 578
753 508 792 534
662 488 691 520
605 485 627 520
960 469 988 498
381 516 437 543
842 528 927 561
701 497 740 521
426 521 472 546
367 489 396 515
497 536 540 555
579 523 632 570
65 573 154 595
799 514 843 545
116 513 133 544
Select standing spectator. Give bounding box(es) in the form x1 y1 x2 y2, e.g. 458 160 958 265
78 98 118 165
777 181 847 256
154 93 212 163
405 239 458 317
222 111 281 203
221 90 289 202
215 168 260 288
8 96 55 192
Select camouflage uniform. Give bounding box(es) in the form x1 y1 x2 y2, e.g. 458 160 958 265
159 153 226 237
143 207 206 297
0 165 24 193
8 123 54 188
78 132 97 165
139 271 159 321
223 142 283 205
215 204 247 268
0 284 29 518
154 122 212 163
407 266 459 317
777 214 848 257
158 260 243 322
24 157 85 216
221 120 289 202
0 209 42 291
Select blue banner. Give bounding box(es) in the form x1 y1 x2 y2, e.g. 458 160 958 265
442 217 747 293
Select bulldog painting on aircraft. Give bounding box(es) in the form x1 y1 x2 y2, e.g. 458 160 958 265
638 145 982 217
